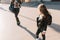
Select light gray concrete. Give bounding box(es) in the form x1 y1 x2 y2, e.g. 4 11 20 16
0 4 60 40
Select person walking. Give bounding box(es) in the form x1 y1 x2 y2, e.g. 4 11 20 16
9 0 22 26
36 4 52 40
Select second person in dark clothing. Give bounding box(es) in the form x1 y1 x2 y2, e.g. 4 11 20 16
9 0 22 26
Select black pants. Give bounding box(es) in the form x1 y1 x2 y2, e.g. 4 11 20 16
36 28 45 40
9 7 20 25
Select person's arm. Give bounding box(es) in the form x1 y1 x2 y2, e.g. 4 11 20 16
37 17 39 27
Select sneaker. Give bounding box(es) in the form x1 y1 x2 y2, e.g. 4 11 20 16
36 38 39 40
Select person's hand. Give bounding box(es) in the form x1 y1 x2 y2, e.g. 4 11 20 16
42 31 46 35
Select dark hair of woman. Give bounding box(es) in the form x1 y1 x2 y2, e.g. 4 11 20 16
39 4 51 18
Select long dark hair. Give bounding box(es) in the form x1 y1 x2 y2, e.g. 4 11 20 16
39 4 51 18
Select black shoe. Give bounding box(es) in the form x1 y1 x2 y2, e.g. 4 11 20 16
17 22 20 26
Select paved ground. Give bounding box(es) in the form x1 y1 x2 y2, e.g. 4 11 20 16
0 3 60 40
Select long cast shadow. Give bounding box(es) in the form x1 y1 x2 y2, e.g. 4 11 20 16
50 23 60 33
18 25 41 40
19 25 36 38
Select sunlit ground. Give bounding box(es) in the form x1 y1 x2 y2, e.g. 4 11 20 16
0 4 60 40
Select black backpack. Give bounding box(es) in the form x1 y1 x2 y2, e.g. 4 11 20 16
47 15 52 25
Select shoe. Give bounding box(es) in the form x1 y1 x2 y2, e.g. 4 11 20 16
17 22 20 26
36 38 39 40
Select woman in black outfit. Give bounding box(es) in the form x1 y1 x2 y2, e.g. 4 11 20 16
9 0 22 25
36 4 52 40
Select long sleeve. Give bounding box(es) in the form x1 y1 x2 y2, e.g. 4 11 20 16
37 17 39 27
37 17 42 27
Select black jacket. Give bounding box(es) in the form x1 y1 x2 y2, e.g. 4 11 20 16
9 0 22 13
37 16 48 31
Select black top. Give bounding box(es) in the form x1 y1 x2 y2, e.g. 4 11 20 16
37 16 48 31
10 0 22 8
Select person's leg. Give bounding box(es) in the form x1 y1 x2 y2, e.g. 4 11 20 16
14 9 20 25
41 31 46 40
14 8 20 25
36 28 41 38
15 12 20 25
36 28 41 40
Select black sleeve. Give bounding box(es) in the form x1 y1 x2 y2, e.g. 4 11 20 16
37 17 39 27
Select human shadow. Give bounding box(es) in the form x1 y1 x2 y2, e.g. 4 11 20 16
19 25 36 39
18 25 41 40
49 23 60 33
